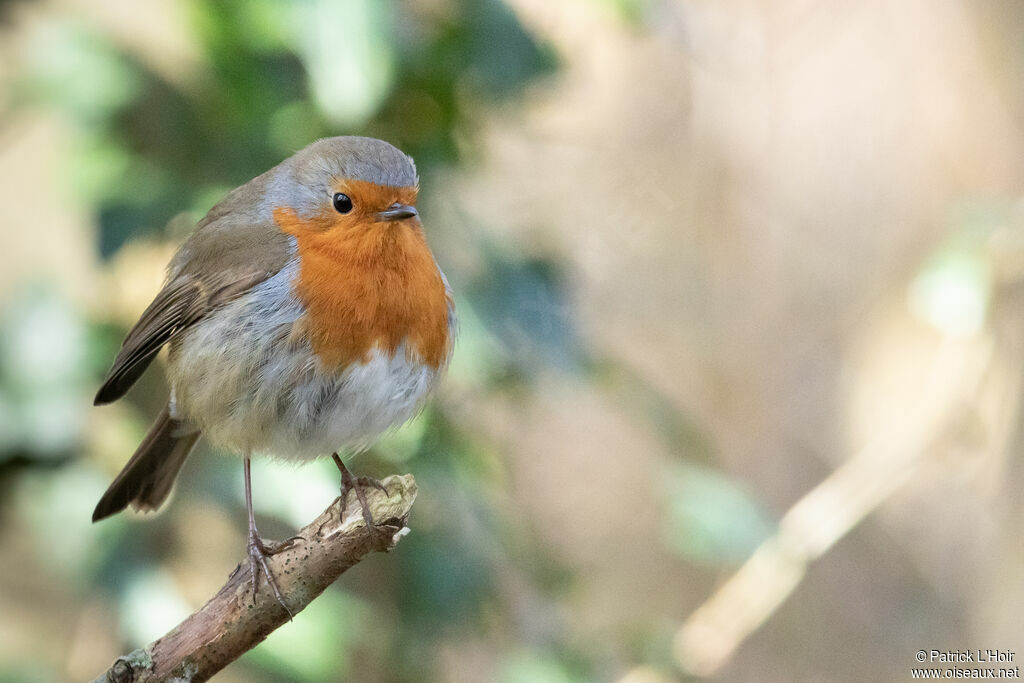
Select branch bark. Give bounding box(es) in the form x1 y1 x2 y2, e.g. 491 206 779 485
94 474 418 683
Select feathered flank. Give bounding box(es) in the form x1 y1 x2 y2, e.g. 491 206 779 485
94 270 273 405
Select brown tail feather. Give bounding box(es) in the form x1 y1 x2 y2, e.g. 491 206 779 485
92 405 201 522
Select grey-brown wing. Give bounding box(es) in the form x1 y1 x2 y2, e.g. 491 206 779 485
93 270 269 405
93 169 295 406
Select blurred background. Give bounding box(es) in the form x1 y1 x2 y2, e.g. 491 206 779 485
2 0 1024 680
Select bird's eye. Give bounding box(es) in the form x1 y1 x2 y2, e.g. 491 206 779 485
332 193 353 214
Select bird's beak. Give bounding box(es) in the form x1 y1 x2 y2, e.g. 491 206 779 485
376 203 419 222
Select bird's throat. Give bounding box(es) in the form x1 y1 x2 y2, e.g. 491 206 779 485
273 207 450 370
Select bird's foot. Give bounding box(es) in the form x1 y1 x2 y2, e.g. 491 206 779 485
247 532 302 618
333 454 389 527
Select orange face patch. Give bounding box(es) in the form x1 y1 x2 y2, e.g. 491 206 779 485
274 180 451 370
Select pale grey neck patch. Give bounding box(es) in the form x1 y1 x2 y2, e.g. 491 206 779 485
260 136 418 219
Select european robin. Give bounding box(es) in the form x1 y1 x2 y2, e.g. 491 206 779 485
91 137 455 612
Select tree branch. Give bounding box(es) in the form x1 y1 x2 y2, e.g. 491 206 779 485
94 474 418 683
673 337 991 676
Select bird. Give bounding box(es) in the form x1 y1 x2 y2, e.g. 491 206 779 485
91 136 455 613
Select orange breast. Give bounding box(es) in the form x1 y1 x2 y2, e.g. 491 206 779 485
273 204 451 370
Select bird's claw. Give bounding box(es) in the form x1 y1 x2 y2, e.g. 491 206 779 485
339 468 390 527
247 533 300 619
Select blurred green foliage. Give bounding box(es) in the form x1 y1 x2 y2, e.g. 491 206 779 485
0 286 94 462
17 0 557 258
907 199 1006 338
0 1 601 681
661 463 774 566
0 0 776 680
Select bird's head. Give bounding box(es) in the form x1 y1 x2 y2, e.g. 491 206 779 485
268 136 421 243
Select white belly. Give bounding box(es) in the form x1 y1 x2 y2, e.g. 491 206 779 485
166 259 445 460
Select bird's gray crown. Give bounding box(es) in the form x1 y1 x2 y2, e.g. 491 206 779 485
299 136 418 188
263 136 418 218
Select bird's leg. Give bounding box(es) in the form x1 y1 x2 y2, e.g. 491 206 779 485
244 456 300 618
332 453 389 527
